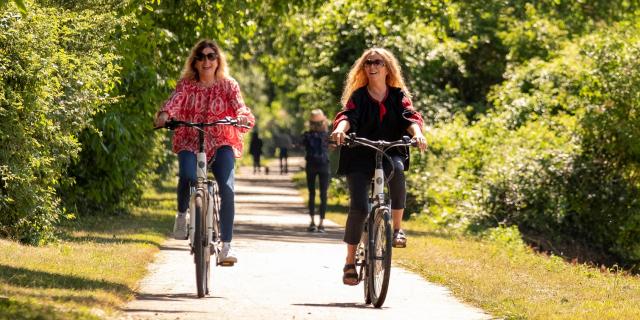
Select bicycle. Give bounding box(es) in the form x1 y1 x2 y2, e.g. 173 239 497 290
340 133 417 308
155 116 248 298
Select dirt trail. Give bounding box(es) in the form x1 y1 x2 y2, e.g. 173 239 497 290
119 157 490 320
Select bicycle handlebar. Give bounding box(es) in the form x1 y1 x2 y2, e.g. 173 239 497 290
154 116 251 130
340 133 418 150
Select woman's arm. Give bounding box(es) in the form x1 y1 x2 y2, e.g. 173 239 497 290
154 81 187 127
228 78 255 131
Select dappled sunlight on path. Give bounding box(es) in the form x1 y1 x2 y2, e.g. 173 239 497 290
120 157 490 320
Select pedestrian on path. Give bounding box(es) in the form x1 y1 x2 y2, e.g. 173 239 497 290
330 47 427 285
274 130 292 174
154 39 255 265
301 109 331 233
249 129 263 174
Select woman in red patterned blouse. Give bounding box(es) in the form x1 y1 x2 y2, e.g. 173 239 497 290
154 39 255 265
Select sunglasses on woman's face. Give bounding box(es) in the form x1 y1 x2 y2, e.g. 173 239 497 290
195 52 217 62
364 59 385 67
310 120 324 126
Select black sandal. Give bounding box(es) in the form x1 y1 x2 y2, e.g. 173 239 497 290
342 264 359 286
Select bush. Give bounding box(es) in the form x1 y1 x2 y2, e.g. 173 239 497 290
409 23 640 264
0 2 120 244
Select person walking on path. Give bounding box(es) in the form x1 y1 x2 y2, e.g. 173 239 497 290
330 47 427 285
154 39 255 265
274 130 292 174
249 130 263 174
301 109 331 233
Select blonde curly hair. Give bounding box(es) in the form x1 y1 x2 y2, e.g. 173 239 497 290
340 47 411 107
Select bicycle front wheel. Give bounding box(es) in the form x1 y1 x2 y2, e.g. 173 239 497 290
368 207 392 308
194 193 210 297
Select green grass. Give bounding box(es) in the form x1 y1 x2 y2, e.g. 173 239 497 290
0 181 176 319
315 183 640 319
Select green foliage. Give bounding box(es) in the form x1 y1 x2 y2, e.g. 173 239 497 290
414 20 640 264
2 0 640 268
0 1 120 244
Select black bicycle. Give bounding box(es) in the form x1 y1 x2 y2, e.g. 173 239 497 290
156 117 248 297
341 133 417 308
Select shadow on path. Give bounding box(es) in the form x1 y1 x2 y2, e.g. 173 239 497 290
235 222 342 244
133 292 224 302
124 309 208 314
292 302 376 310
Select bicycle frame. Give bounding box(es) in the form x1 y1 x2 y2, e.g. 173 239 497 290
344 133 416 308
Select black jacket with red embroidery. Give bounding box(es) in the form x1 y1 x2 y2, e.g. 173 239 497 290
332 86 424 176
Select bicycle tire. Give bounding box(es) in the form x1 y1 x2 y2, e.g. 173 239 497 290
356 241 371 304
368 207 392 308
211 183 221 248
194 193 208 298
209 183 220 269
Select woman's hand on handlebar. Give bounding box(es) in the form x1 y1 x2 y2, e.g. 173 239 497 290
413 133 427 152
330 130 347 146
236 115 249 126
407 122 427 152
154 112 169 128
330 120 350 145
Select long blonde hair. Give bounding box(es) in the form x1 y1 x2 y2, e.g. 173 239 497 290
180 39 228 82
340 47 411 106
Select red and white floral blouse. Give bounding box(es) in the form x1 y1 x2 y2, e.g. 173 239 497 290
159 77 255 161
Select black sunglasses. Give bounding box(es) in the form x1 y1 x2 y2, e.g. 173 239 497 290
195 52 217 62
364 59 385 67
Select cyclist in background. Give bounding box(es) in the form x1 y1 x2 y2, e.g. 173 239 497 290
330 47 426 285
154 39 255 265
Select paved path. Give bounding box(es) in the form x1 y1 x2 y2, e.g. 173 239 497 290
120 157 490 320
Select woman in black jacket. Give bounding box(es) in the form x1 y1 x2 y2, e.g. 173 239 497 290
330 47 426 285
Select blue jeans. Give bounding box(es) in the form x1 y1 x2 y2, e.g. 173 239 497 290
177 147 236 242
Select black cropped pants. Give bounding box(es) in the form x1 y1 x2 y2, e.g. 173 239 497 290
343 155 406 245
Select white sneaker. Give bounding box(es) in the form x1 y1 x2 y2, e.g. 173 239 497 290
219 242 237 264
173 212 188 240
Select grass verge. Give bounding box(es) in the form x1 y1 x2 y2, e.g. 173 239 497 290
0 181 175 319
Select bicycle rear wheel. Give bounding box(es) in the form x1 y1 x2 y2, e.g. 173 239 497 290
194 193 210 297
368 207 392 308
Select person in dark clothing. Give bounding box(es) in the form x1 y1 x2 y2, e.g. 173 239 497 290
249 130 263 174
301 109 331 233
274 131 292 174
330 47 427 285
